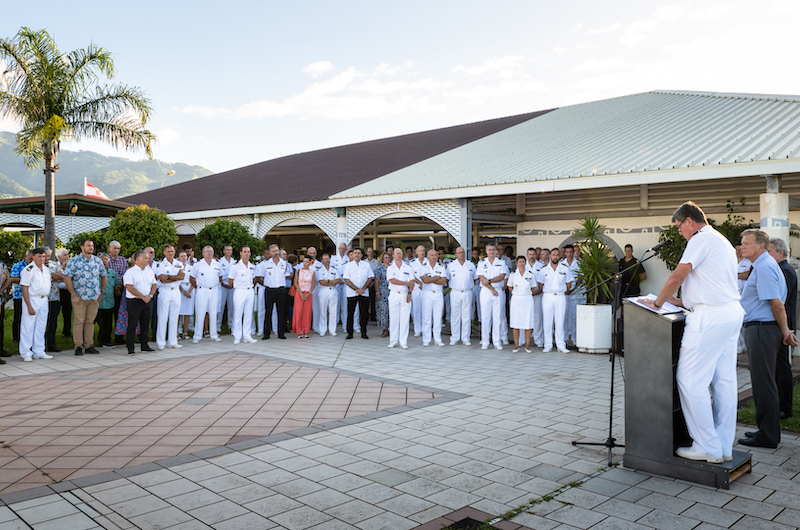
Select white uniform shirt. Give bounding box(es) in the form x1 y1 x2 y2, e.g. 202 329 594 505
501 255 515 273
316 265 340 290
179 262 193 292
330 253 350 277
20 263 52 297
387 262 414 293
123 265 157 299
447 260 477 291
228 261 256 289
508 268 536 297
421 263 450 294
538 262 574 293
679 224 740 309
409 257 430 292
190 259 223 289
156 258 184 292
343 260 374 297
561 258 582 294
219 256 237 283
525 260 543 275
256 258 291 288
478 258 509 291
737 258 752 293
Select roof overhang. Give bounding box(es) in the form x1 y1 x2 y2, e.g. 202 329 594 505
0 194 135 217
168 158 800 221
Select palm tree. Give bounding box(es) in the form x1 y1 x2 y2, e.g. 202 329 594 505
0 27 155 250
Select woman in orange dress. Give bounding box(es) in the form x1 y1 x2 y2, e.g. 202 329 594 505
293 255 316 338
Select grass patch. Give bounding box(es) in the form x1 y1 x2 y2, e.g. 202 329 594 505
738 382 800 433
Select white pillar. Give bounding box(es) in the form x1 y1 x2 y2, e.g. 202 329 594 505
336 216 347 246
760 175 790 247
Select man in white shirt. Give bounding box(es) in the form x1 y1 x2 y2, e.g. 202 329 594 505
448 247 477 346
386 248 415 349
538 248 573 353
228 246 257 344
155 244 185 350
145 246 158 340
123 250 158 355
561 244 583 346
190 246 223 343
409 245 429 337
343 247 374 339
316 253 342 336
331 243 350 329
19 248 53 361
478 244 510 350
421 249 450 347
526 247 545 347
217 245 237 333
255 244 292 340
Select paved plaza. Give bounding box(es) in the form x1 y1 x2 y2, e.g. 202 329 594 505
0 327 798 530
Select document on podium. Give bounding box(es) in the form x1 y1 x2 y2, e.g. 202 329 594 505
626 293 684 315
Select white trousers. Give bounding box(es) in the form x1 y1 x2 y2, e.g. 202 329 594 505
156 288 181 347
217 285 234 330
411 287 423 335
232 288 254 340
317 286 339 335
531 294 543 346
564 292 584 342
312 283 322 333
444 292 451 323
389 291 411 346
479 288 505 347
422 291 444 345
20 295 48 359
256 285 266 335
542 292 566 350
676 301 744 459
472 282 482 321
449 290 472 344
194 287 219 340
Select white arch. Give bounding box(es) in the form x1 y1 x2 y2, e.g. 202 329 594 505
346 200 462 246
255 209 338 243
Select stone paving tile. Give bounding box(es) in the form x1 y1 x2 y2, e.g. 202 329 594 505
324 499 384 524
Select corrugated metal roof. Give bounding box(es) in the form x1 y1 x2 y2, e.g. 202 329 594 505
331 90 800 199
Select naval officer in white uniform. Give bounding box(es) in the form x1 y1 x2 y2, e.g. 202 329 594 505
420 249 450 347
19 248 53 361
155 244 185 350
538 247 573 353
478 243 509 350
190 246 223 343
316 253 342 336
386 248 415 349
228 246 257 344
447 247 476 346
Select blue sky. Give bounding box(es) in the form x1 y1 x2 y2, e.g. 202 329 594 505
2 0 798 175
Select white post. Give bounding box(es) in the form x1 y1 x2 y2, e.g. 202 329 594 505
760 175 790 248
336 216 347 246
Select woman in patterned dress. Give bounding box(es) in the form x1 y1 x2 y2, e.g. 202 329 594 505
376 251 391 337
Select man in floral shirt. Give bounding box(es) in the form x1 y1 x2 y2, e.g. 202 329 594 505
63 239 107 356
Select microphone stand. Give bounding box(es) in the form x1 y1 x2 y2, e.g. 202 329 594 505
571 248 663 466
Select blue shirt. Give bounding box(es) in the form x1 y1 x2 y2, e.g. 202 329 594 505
64 254 107 300
741 251 786 323
10 259 27 300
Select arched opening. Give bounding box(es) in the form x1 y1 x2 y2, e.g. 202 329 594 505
263 218 335 256
350 212 458 257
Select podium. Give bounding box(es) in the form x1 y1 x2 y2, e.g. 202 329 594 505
622 300 751 489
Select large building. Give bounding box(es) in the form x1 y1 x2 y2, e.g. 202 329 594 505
124 90 800 291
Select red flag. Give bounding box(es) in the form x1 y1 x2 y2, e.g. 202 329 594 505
84 179 110 200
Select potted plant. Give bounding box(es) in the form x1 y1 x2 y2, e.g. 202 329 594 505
573 215 616 353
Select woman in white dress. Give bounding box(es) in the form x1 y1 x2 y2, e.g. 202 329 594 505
178 250 195 339
507 255 538 352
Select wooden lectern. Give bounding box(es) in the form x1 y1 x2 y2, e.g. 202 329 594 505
622 300 751 489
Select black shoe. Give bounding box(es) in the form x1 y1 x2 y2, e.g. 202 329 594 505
738 436 778 448
0 358 5 364
262 335 270 340
75 347 83 356
141 346 155 352
47 346 62 353
128 350 135 355
346 334 353 339
102 343 115 348
361 334 369 339
744 431 759 438
278 335 287 340
85 347 100 354
0 351 12 358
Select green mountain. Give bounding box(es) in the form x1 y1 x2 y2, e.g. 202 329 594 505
0 131 213 200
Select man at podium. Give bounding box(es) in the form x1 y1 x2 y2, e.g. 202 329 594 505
640 202 744 463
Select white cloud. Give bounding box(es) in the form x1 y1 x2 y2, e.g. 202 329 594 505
451 55 526 79
376 61 415 75
175 105 229 119
655 5 684 20
302 60 335 77
571 57 633 73
587 23 621 35
620 19 658 47
155 126 180 147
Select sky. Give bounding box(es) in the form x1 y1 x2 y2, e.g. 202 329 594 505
2 0 798 176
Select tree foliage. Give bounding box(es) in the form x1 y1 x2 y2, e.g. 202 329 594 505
105 205 177 258
66 230 108 256
195 219 265 260
0 230 32 268
573 215 615 305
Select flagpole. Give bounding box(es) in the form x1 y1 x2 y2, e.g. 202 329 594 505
84 177 87 196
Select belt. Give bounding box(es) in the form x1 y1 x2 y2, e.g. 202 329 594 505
267 286 286 290
743 321 777 328
160 286 177 291
237 287 253 290
451 289 467 292
390 290 408 294
545 292 565 296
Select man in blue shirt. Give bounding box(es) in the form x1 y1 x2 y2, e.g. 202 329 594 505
63 239 107 356
738 229 798 449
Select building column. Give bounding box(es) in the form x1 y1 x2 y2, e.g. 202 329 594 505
456 198 472 251
335 208 347 246
760 175 789 246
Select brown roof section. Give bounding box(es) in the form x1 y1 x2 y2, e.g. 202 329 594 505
123 109 554 214
0 193 135 217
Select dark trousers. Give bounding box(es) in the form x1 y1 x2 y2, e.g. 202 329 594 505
776 343 794 416
98 307 115 345
59 289 72 336
369 285 377 321
46 300 60 348
12 298 22 342
126 298 152 353
149 294 158 340
744 324 782 445
264 287 288 338
347 295 369 336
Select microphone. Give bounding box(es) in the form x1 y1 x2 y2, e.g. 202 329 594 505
649 239 673 253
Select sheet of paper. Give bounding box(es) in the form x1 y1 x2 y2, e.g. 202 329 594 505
626 293 684 315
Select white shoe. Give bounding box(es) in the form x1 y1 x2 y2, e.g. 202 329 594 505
464 341 472 346
542 348 552 353
192 338 200 344
481 344 489 350
414 333 421 337
512 348 519 353
724 454 733 462
157 344 165 350
22 357 32 362
450 342 458 346
246 337 258 343
676 446 723 463
535 343 543 348
33 353 53 359
495 345 503 350
233 339 240 345
501 340 509 345
558 348 570 353
171 343 183 349
525 348 532 353
436 342 445 347
387 342 396 348
400 344 408 349
211 337 222 342
331 332 337 336
423 343 429 347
